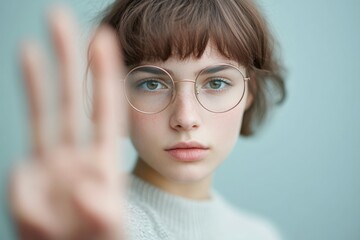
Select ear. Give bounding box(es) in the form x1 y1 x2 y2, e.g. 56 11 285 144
245 91 254 110
244 71 256 110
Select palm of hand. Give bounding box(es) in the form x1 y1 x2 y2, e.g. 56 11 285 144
10 6 126 240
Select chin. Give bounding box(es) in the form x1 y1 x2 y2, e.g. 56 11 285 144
160 163 214 184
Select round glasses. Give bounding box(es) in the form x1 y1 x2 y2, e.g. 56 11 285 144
123 63 250 114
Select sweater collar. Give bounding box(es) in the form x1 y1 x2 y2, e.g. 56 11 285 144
127 174 225 236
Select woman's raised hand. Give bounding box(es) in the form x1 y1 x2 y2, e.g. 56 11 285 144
9 6 126 240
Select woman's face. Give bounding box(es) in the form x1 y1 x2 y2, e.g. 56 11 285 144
128 44 250 183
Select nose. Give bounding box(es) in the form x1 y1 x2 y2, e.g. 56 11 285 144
169 82 202 131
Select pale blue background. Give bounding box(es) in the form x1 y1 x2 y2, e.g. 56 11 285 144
1 0 359 239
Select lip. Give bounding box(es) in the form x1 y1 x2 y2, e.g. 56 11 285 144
165 142 209 162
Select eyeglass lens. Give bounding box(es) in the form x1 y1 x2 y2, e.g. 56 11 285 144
124 64 246 114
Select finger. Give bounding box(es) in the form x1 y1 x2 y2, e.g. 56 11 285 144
10 163 63 239
21 42 48 157
49 6 81 147
71 181 125 239
90 27 124 154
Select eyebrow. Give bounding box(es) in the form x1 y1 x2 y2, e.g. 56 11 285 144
136 66 169 75
135 65 233 76
163 65 233 76
200 65 233 75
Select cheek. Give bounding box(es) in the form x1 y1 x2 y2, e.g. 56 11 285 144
207 104 245 159
212 89 249 139
211 107 244 139
128 111 165 148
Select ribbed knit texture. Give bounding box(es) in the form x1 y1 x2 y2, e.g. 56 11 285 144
124 174 282 240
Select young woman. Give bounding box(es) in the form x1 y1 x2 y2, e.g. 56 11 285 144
10 0 285 239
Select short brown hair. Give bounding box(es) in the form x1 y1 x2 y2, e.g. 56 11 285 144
98 0 286 136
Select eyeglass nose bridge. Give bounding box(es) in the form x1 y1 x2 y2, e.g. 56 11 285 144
173 79 196 83
173 79 200 95
168 79 202 113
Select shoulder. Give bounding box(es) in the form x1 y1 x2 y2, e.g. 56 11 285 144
215 194 282 240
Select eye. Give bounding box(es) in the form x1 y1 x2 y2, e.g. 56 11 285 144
203 78 231 90
137 79 168 91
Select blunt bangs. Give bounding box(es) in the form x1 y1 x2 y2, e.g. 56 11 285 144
99 0 286 136
102 0 256 67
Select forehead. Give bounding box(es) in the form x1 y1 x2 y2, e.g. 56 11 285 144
138 43 246 78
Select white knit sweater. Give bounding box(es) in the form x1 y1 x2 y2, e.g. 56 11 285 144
124 174 282 240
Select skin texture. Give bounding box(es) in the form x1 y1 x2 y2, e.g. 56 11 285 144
131 46 251 200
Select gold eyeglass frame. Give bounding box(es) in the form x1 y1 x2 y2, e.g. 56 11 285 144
123 63 250 114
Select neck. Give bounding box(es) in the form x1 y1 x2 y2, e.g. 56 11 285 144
132 157 213 200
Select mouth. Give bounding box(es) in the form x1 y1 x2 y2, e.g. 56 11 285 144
165 142 209 162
